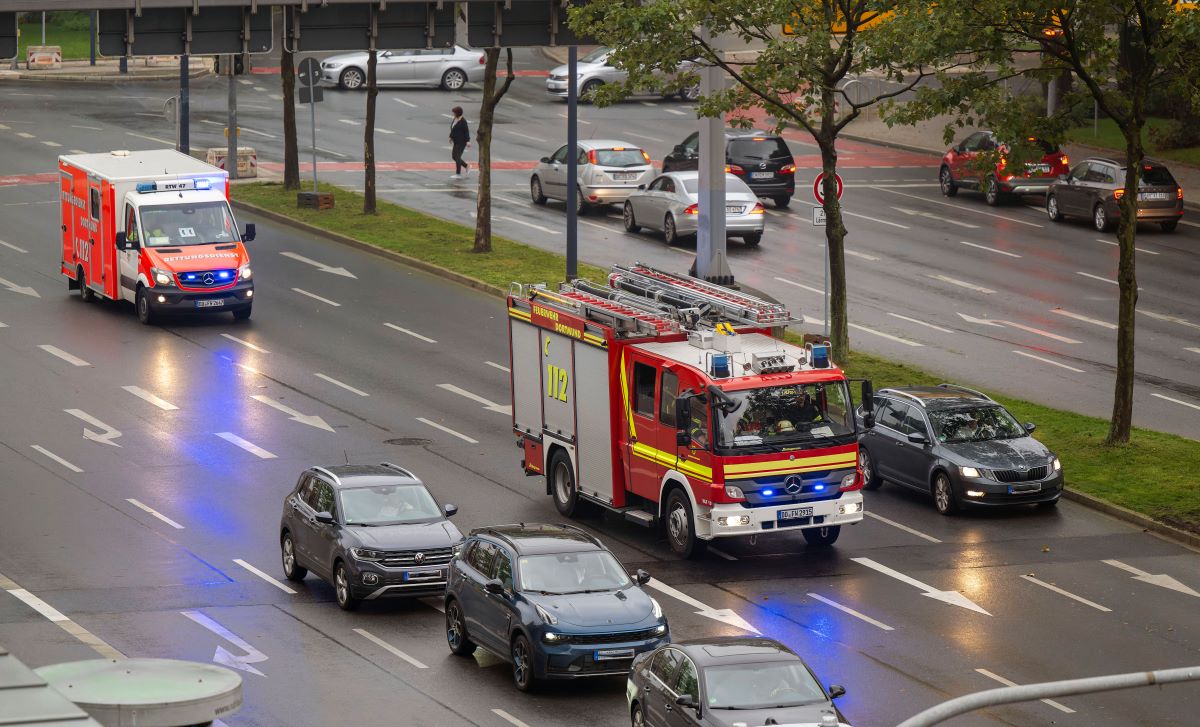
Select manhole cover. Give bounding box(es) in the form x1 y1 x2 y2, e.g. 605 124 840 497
385 438 433 446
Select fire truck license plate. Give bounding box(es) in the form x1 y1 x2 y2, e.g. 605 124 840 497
195 299 225 308
778 507 813 520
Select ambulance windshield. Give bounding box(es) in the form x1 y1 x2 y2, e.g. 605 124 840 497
714 381 854 451
139 201 239 248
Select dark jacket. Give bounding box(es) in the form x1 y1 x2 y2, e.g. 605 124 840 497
449 117 470 145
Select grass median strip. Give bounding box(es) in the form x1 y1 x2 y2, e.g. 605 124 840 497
234 181 1200 536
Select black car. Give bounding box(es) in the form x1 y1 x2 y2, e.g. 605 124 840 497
662 129 796 208
1046 157 1185 233
627 637 848 727
856 385 1063 515
444 523 669 692
278 463 463 610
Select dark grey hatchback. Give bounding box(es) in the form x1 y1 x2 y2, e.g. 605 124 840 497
857 385 1063 515
279 463 462 610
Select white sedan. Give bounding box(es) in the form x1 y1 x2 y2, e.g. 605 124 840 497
622 171 765 246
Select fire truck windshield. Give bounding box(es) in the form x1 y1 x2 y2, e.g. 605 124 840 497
715 381 854 450
139 201 239 248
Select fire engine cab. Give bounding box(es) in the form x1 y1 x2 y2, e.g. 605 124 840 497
508 264 875 558
59 149 256 324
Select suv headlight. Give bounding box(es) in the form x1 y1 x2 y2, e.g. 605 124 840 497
350 547 386 561
535 603 558 625
238 264 252 281
650 597 663 619
542 631 566 643
1051 457 1061 472
724 485 745 499
151 267 175 287
960 466 982 478
451 540 465 558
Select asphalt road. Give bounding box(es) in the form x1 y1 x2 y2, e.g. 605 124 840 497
0 53 1199 727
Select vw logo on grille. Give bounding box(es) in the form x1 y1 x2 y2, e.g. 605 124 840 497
202 273 215 286
784 475 803 494
413 552 425 564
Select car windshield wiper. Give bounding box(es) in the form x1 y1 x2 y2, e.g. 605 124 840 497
556 588 614 595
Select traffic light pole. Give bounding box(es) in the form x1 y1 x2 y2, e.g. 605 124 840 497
227 56 238 180
179 54 190 155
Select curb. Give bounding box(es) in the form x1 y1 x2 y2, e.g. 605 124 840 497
228 197 507 300
840 131 942 160
0 69 211 83
1061 488 1200 550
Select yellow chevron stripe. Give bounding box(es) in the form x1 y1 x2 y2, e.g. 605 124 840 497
508 308 532 321
631 442 714 482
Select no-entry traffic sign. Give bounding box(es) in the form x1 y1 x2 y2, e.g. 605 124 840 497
813 172 843 205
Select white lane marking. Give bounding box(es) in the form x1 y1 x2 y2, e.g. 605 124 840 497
803 314 826 328
485 360 511 372
1076 271 1140 289
807 593 894 631
315 373 369 396
238 78 254 85
417 417 479 444
849 323 923 347
708 546 737 561
269 93 283 101
0 570 124 659
1140 309 1200 330
72 124 103 130
643 578 760 632
220 333 270 353
30 445 82 473
558 112 592 125
1051 308 1117 329
8 587 68 621
181 610 269 676
122 385 179 410
251 395 335 432
864 511 942 543
395 97 417 108
253 86 267 92
627 132 666 143
876 187 1043 227
926 274 995 294
291 287 342 306
507 98 533 108
1019 575 1110 612
127 498 185 529
69 149 87 154
892 205 980 229
0 321 6 327
0 239 30 253
1102 558 1200 596
1001 321 1081 344
216 432 277 459
492 709 533 727
887 312 954 334
65 409 123 447
959 240 1022 258
640 101 655 107
354 628 429 669
39 345 90 366
0 275 40 297
1151 393 1200 413
200 119 223 126
437 383 512 415
497 215 556 234
1187 347 1200 355
339 118 362 126
16 131 35 138
665 108 687 116
1179 219 1200 228
975 669 1075 713
233 558 297 594
41 140 62 148
507 130 544 142
774 276 824 295
384 322 437 343
377 128 396 135
128 131 176 145
280 251 357 278
405 136 431 144
1012 350 1084 373
851 557 991 615
1092 237 1160 255
240 126 277 139
845 249 880 261
803 201 910 229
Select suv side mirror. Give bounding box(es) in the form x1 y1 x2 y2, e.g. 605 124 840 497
675 694 695 708
829 684 846 699
907 431 929 445
484 579 505 595
242 223 256 242
1024 422 1036 433
634 568 651 585
314 511 335 525
443 503 459 517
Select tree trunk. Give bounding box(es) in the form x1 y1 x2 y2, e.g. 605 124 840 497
473 49 515 253
364 48 378 215
280 12 299 190
1107 126 1143 444
818 94 849 359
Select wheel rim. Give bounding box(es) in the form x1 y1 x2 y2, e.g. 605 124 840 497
447 603 463 648
1095 206 1106 229
986 179 997 202
665 216 675 243
531 178 541 200
667 499 688 547
513 640 529 686
445 70 465 90
1048 196 1058 218
623 203 634 229
344 70 362 89
553 460 572 505
282 537 295 575
633 706 645 727
940 168 952 193
935 478 950 511
861 452 872 484
684 85 699 101
336 566 349 604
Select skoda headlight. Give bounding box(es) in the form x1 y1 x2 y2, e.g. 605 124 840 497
650 597 663 619
724 485 745 499
1052 457 1062 472
535 603 558 625
350 547 386 561
960 466 982 479
239 264 252 281
151 267 174 287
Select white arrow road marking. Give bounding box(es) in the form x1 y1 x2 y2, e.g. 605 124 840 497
122 385 179 410
643 578 761 633
485 360 511 373
251 395 335 432
354 628 429 669
279 251 357 278
774 276 825 295
1140 310 1200 330
437 384 512 415
127 498 184 529
975 669 1075 713
31 445 82 473
1012 350 1085 373
927 274 995 294
39 344 90 366
864 511 942 543
0 239 28 253
216 432 277 459
1019 575 1110 612
315 373 369 396
417 417 479 444
1051 308 1117 329
385 322 437 343
887 313 954 334
1 568 124 659
807 593 894 631
956 312 1005 328
233 558 297 595
892 206 980 229
1103 559 1200 597
291 287 342 306
959 240 1022 258
851 557 991 615
220 333 270 353
849 323 923 347
65 409 123 447
492 709 533 727
181 610 269 677
1152 393 1200 412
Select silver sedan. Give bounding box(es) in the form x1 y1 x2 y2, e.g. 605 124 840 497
530 140 656 213
623 171 765 246
321 46 485 91
546 46 699 102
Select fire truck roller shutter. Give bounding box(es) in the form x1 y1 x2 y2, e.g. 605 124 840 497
511 319 542 437
574 343 613 504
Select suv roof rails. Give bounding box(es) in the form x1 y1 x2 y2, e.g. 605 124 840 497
475 523 601 550
1090 156 1122 167
379 461 418 480
879 388 928 408
311 465 342 486
936 383 991 400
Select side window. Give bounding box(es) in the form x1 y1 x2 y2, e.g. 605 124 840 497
124 205 139 243
662 178 676 194
1084 163 1108 183
468 541 498 576
315 481 337 517
650 648 682 686
659 371 680 427
905 408 930 437
89 188 100 221
633 363 657 418
577 148 589 165
298 476 320 509
688 404 710 451
960 132 985 151
683 133 699 153
551 145 568 164
673 657 700 702
877 400 907 433
1069 163 1089 181
649 177 666 191
494 551 514 591
978 134 997 151
1100 165 1116 184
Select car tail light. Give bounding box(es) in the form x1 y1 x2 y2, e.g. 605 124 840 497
1179 187 1184 200
750 202 764 214
1114 189 1125 200
780 163 796 175
725 164 745 175
684 203 700 215
1060 154 1069 166
641 150 650 163
587 150 597 164
998 157 1007 170
478 55 486 65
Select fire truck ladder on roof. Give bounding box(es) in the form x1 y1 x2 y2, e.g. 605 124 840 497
608 263 801 327
517 283 681 338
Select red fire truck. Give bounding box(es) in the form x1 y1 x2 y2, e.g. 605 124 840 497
59 149 256 324
508 264 874 558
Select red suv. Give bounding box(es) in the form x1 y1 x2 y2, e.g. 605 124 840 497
940 131 1070 205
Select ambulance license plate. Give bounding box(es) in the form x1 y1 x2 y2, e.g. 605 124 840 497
778 507 813 520
195 299 225 308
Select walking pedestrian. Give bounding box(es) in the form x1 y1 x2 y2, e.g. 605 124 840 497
449 106 470 180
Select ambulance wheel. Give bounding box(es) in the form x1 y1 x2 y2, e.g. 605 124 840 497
136 287 155 325
665 487 706 559
232 305 252 321
78 267 94 302
550 449 593 517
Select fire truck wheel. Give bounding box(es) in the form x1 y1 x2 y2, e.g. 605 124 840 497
550 449 593 517
802 525 841 548
664 488 707 559
78 267 94 302
135 287 156 325
859 448 882 490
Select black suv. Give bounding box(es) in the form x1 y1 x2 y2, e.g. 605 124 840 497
444 523 669 692
279 463 463 610
1046 157 1184 233
856 385 1063 515
662 129 796 208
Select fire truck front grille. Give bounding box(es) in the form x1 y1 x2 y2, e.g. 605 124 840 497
176 269 238 290
990 466 1049 483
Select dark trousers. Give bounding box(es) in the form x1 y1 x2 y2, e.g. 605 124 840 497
451 141 467 174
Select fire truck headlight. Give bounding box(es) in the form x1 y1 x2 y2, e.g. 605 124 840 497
151 268 174 286
717 515 750 527
839 501 861 515
724 485 745 500
239 264 252 281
